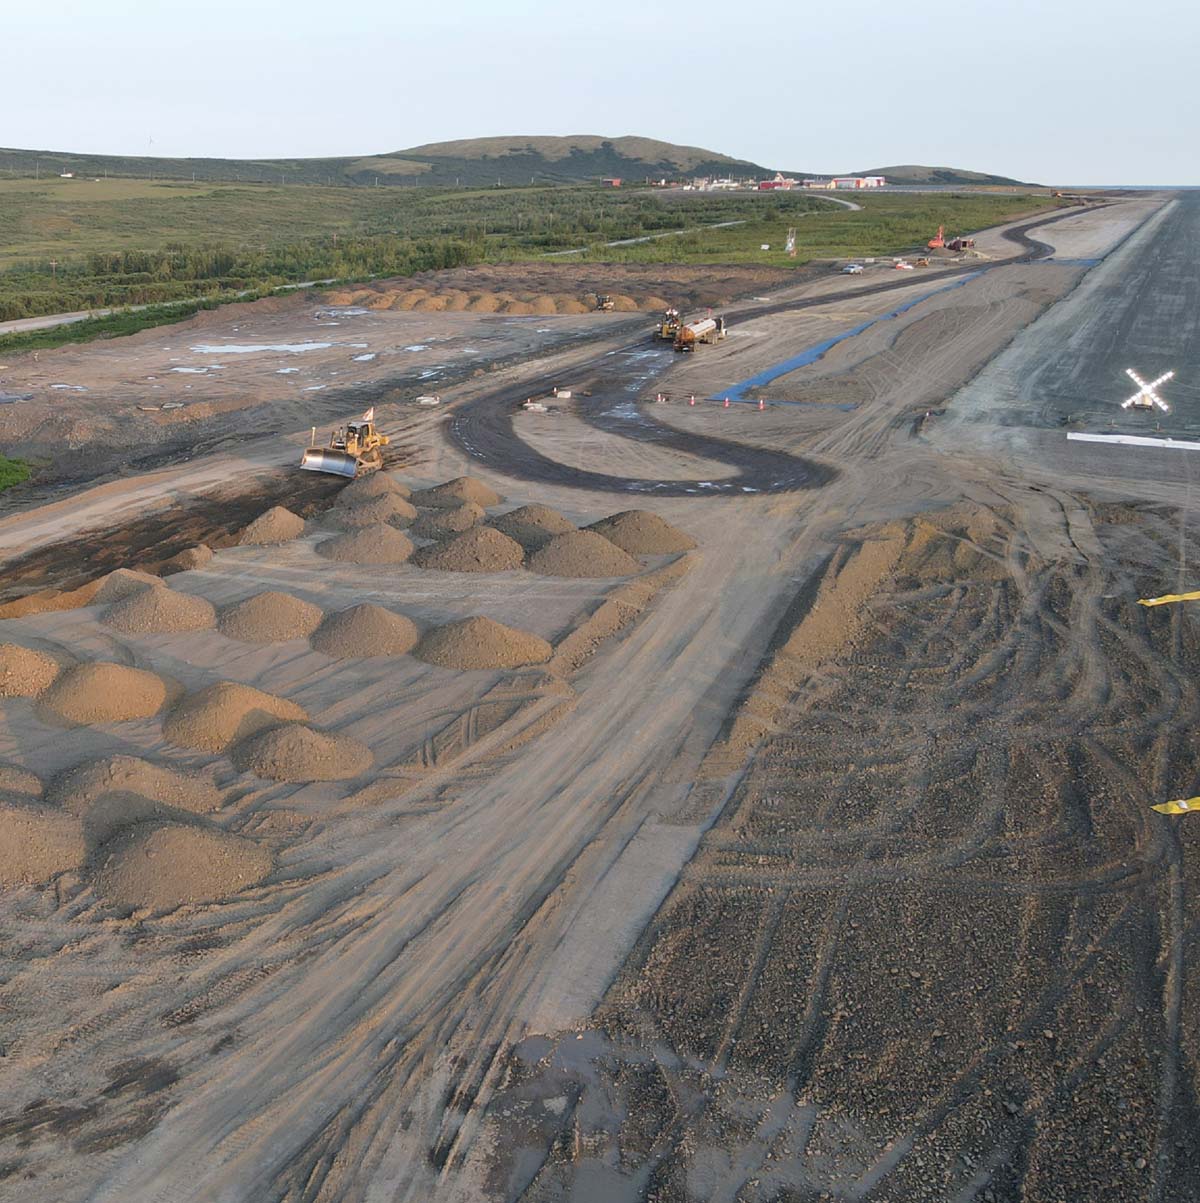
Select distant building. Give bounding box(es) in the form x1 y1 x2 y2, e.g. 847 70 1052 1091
758 172 797 191
59 172 74 179
600 177 622 187
830 176 887 189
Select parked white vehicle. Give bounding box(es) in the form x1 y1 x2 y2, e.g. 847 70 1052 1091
842 263 864 274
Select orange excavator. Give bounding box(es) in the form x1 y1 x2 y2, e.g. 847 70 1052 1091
928 225 945 249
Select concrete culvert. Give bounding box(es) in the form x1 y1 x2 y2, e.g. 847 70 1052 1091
310 604 419 658
39 663 170 725
338 472 412 504
93 823 273 914
411 502 485 541
586 510 697 554
163 682 307 753
93 568 164 605
411 476 502 509
104 586 216 635
490 504 576 551
49 754 221 817
414 616 552 670
412 526 524 573
231 723 373 782
239 506 306 545
218 592 324 643
0 643 61 697
527 530 641 578
328 494 418 530
0 802 86 886
0 763 43 800
317 525 414 564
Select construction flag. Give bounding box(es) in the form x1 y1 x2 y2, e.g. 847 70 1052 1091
361 407 375 423
1152 797 1200 815
1139 590 1200 607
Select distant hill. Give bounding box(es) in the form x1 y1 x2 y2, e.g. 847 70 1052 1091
856 164 1031 186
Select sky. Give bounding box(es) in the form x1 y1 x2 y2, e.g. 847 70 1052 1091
4 0 1197 184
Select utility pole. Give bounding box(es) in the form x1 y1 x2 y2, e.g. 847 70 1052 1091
48 259 57 280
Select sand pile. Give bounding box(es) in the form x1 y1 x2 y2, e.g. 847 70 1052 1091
94 823 272 913
412 526 524 573
329 494 418 530
411 502 484 541
218 592 324 643
0 643 61 697
310 604 419 658
39 663 169 725
490 504 576 551
93 569 163 604
317 525 414 564
0 763 43 800
412 476 501 509
231 723 373 782
339 472 412 504
163 682 306 752
163 544 213 573
239 506 306 545
49 754 221 818
528 531 641 578
104 586 216 635
414 616 552 670
0 802 86 886
587 510 696 554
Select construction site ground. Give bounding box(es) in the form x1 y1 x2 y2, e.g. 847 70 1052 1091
0 193 1196 1203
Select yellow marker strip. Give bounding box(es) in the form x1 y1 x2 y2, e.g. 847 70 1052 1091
1152 797 1200 815
1139 590 1200 607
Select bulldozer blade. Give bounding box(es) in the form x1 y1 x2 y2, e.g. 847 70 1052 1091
300 448 359 477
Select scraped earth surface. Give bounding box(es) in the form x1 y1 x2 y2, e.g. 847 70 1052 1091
0 195 1195 1203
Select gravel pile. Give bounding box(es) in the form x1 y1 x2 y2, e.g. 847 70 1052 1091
0 643 61 697
163 682 306 753
0 802 86 886
93 823 272 913
49 754 221 817
310 603 419 658
338 472 412 504
414 616 552 670
104 586 216 635
412 476 501 509
489 504 576 551
412 526 524 573
527 530 641 578
239 506 306 545
328 494 418 530
231 723 373 782
163 544 213 573
411 502 485 541
0 763 43 800
39 663 170 725
218 591 324 643
93 569 163 604
317 525 414 564
587 509 696 554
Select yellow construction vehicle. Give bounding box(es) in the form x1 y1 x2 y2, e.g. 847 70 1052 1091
300 409 388 477
655 307 682 340
596 294 615 311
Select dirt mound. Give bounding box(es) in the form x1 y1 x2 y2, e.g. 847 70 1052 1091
310 604 419 658
218 592 324 643
411 502 485 541
329 493 418 529
232 723 373 782
412 476 502 509
0 802 86 886
239 505 306 545
317 525 414 564
0 763 43 800
414 616 552 670
162 544 213 573
586 510 696 555
490 504 576 551
338 472 412 504
93 568 163 604
39 663 169 725
163 682 306 753
412 526 524 573
0 643 61 697
49 754 221 817
104 586 216 635
94 823 272 913
527 530 641 578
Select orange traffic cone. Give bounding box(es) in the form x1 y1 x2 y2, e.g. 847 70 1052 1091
758 398 765 410
723 397 730 408
688 394 695 406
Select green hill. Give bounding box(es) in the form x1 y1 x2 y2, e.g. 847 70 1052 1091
855 164 1031 186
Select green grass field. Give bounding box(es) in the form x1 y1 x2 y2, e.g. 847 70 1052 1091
0 456 31 491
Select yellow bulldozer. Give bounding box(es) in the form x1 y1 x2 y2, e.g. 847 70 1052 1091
655 307 682 340
300 409 388 477
596 294 615 311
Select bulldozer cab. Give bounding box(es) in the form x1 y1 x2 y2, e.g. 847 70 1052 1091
342 421 375 453
301 418 388 477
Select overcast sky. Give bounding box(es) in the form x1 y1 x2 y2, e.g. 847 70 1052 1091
6 0 1196 184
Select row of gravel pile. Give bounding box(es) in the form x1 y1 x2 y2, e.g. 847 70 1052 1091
328 493 418 530
239 505 306 545
218 592 324 643
413 616 552 670
48 753 221 817
231 723 373 783
586 510 696 554
338 472 411 505
93 568 163 604
412 526 524 572
310 603 419 657
411 502 485 541
104 586 216 635
40 663 171 725
527 530 641 578
162 681 307 752
412 476 502 510
162 544 213 573
489 504 575 551
318 525 414 564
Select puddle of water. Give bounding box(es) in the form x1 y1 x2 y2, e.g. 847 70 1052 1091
190 342 332 354
352 353 376 362
50 384 87 391
403 344 430 352
276 368 300 374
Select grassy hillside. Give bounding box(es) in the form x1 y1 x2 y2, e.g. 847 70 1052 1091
856 164 1031 186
